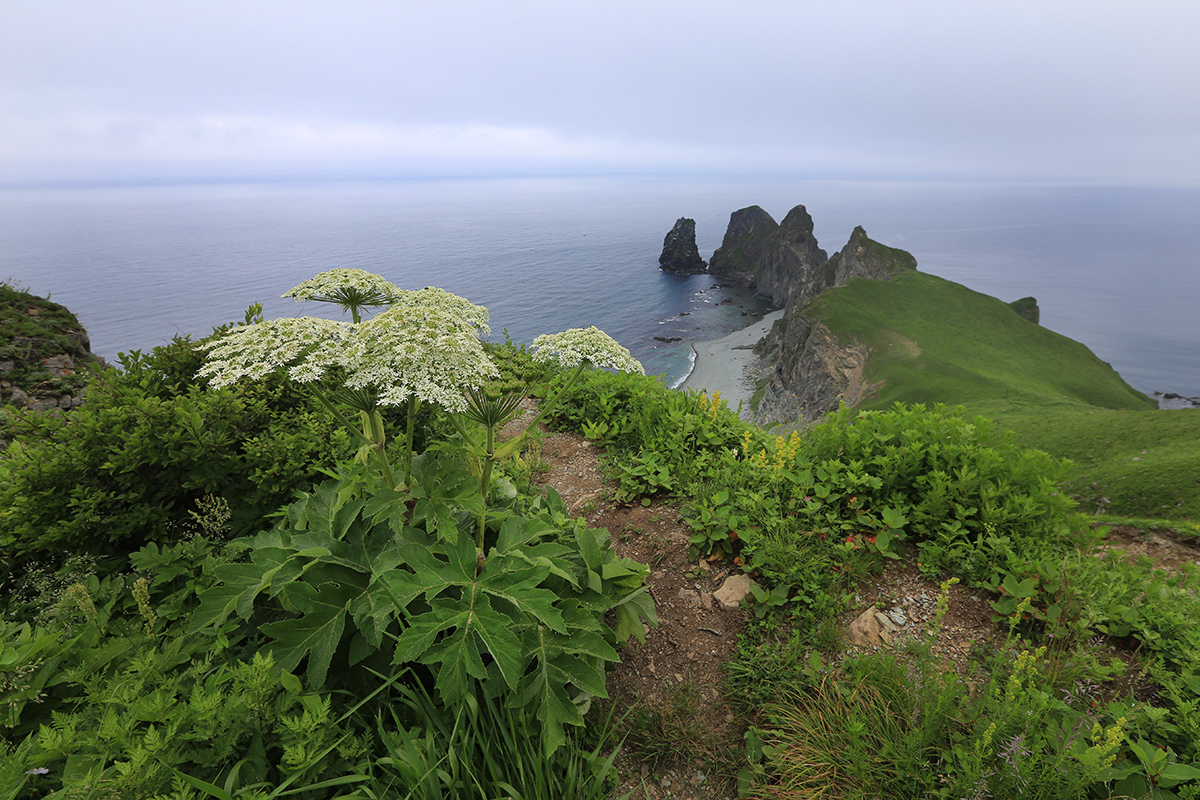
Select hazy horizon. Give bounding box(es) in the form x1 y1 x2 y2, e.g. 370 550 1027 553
4 2 1199 186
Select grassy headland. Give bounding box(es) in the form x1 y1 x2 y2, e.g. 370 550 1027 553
802 270 1199 528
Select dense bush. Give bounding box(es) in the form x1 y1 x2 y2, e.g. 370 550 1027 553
0 335 349 565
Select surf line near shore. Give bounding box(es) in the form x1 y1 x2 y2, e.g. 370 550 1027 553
675 310 785 418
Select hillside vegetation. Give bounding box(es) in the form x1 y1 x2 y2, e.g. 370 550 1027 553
3 272 1200 799
801 270 1200 527
807 270 1155 416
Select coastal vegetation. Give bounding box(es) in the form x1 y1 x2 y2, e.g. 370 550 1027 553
2 272 1199 798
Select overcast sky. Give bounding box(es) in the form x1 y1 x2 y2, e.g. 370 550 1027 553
3 0 1198 184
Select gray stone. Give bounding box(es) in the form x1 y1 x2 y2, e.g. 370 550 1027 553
7 387 30 408
713 574 759 608
42 354 75 376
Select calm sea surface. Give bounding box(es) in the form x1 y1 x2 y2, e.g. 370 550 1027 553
2 176 1197 396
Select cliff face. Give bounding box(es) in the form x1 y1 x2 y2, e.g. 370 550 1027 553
658 217 707 273
0 283 103 412
754 312 876 427
749 224 917 427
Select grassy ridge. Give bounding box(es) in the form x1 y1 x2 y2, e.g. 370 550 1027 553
806 270 1155 415
803 270 1200 527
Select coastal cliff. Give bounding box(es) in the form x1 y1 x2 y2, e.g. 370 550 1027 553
752 224 915 426
0 282 103 412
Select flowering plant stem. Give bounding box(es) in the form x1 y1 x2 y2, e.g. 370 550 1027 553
307 385 398 491
459 361 589 550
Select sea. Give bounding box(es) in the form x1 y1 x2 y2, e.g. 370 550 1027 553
1 175 1198 398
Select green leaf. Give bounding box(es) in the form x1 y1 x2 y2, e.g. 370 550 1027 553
260 579 362 687
612 587 657 644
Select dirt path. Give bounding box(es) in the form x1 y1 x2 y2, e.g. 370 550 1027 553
515 413 1200 799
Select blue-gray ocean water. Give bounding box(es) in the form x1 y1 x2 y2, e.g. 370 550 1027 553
2 176 1198 397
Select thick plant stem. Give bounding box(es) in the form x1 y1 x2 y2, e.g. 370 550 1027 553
403 398 420 490
308 386 396 490
477 419 496 550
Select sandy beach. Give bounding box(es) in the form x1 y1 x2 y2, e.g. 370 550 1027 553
679 310 784 417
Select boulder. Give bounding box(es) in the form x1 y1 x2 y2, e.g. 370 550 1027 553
658 217 707 273
847 607 902 648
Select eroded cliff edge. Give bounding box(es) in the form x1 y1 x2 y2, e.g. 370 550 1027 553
751 225 917 426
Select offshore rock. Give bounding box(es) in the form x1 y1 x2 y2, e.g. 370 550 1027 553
708 205 830 308
707 206 780 288
754 205 831 308
658 217 707 273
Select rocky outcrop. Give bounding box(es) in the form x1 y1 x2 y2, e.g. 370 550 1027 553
1 283 103 412
707 206 780 289
707 205 831 307
827 225 917 284
753 310 877 427
750 205 831 308
1009 296 1040 324
658 217 707 273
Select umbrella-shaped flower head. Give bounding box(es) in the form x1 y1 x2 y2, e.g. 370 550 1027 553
531 326 644 374
197 316 353 387
341 301 498 412
283 268 401 320
199 286 498 413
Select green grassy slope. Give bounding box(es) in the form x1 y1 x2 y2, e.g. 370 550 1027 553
999 407 1200 524
806 270 1156 415
802 271 1200 526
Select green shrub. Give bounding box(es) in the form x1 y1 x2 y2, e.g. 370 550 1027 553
0 336 349 564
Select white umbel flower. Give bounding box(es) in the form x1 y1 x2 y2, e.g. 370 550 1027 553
341 303 498 411
530 326 645 374
389 286 491 335
197 317 352 387
283 268 400 317
199 287 498 413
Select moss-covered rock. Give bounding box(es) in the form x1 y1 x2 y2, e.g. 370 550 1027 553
0 281 104 412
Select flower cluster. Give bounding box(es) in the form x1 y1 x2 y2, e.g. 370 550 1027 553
200 279 499 413
198 317 352 387
282 268 400 310
530 326 644 374
341 302 498 411
389 286 491 335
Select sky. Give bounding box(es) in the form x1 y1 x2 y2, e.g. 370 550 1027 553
2 0 1199 184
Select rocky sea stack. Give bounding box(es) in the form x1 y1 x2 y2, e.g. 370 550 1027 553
708 204 830 307
0 282 104 412
658 217 707 273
